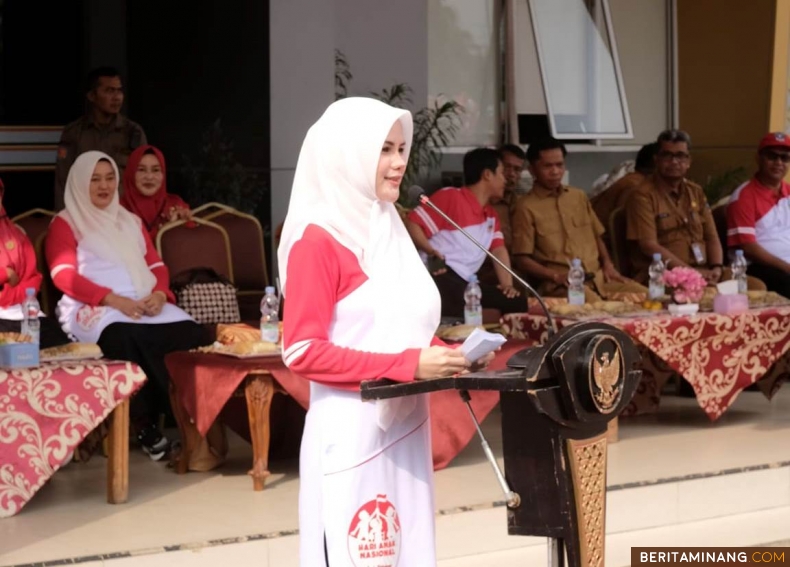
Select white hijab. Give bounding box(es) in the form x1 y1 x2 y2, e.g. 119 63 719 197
278 97 441 354
61 151 157 298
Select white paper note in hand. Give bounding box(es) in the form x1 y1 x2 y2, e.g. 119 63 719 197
460 327 507 362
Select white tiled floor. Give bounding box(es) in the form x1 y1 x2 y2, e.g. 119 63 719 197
3 388 790 566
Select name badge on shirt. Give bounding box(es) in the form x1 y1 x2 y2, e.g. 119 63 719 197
691 242 705 264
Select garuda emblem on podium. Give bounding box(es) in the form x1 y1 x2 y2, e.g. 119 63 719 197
589 337 624 414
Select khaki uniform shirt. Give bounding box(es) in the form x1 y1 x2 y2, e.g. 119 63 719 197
511 184 605 294
591 171 646 231
626 176 718 283
54 114 147 209
491 190 516 250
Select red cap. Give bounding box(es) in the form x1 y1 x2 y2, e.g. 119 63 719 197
758 132 790 151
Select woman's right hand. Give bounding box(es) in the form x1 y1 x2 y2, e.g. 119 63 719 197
415 346 469 380
5 267 18 287
101 293 146 320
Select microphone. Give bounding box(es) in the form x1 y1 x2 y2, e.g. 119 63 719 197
407 185 557 336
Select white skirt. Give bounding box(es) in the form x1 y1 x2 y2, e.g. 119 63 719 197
299 383 436 567
57 294 192 344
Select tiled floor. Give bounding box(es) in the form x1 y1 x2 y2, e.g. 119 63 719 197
3 387 790 566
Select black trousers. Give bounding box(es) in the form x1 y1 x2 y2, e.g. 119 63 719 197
97 321 213 424
747 263 790 298
432 268 527 318
0 316 71 349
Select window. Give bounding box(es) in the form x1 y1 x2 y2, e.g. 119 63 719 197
428 0 499 146
529 0 633 139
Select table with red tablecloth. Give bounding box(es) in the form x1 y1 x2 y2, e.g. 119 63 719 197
165 340 533 479
0 360 146 517
500 307 790 420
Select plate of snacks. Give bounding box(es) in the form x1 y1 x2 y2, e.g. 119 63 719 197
0 332 33 345
549 301 651 319
40 343 103 362
435 323 504 342
194 340 282 359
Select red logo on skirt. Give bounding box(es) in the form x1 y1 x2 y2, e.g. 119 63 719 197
347 494 401 567
76 305 104 331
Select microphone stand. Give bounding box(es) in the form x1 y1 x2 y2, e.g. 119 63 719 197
417 193 559 515
419 194 558 336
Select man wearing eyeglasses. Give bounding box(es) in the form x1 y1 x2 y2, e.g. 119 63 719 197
625 130 725 285
491 144 526 251
727 133 790 296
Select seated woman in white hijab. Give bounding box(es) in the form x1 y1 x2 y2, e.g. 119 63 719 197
280 98 492 566
45 151 212 461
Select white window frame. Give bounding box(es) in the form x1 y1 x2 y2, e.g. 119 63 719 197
528 0 634 140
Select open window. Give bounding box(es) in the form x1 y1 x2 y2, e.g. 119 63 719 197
528 0 633 139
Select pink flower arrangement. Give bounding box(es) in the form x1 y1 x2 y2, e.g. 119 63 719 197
662 266 706 304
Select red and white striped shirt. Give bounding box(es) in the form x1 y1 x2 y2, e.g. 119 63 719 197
407 187 504 281
727 178 790 263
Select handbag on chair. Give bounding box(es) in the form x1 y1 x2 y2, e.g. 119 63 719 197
171 267 241 325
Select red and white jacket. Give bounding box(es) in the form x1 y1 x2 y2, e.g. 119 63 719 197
46 215 174 306
407 186 504 281
282 225 444 391
45 215 188 343
728 178 790 264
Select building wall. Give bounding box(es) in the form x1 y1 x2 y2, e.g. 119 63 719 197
770 0 790 132
335 0 428 108
678 0 776 185
270 0 429 274
85 0 127 79
269 0 335 275
607 0 669 146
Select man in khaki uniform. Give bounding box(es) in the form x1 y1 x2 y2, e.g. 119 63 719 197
591 142 657 238
511 137 646 301
54 67 147 209
492 144 526 250
626 129 765 290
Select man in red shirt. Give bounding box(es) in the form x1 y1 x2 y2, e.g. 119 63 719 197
727 133 790 296
405 148 525 318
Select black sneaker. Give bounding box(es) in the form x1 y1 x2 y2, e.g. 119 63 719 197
136 425 169 461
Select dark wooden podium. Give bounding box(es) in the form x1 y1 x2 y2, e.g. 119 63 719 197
361 321 642 567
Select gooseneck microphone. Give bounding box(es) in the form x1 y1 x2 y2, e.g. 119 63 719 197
407 185 557 336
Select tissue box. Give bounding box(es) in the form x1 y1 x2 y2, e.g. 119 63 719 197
713 293 748 315
0 342 39 368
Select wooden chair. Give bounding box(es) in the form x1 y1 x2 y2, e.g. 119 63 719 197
35 230 63 316
12 209 59 314
191 202 234 218
203 207 269 321
608 207 633 278
12 208 55 242
712 204 729 261
156 218 234 283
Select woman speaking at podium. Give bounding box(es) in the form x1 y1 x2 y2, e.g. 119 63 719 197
278 98 469 566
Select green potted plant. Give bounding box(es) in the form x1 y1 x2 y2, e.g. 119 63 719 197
701 166 748 207
179 119 266 216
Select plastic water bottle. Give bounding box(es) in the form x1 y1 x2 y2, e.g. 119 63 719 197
463 275 483 326
21 288 40 344
567 258 585 306
648 253 666 300
260 286 280 343
731 249 748 294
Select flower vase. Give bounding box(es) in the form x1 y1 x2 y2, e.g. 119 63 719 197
668 303 699 316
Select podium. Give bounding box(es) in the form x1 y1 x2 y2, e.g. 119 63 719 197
361 322 642 567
